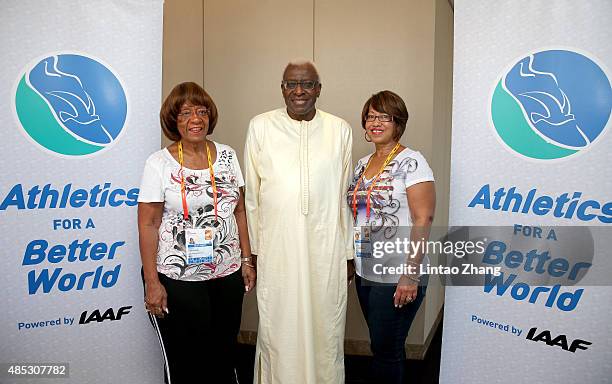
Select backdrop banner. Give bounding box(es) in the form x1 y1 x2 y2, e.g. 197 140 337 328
440 1 612 383
0 1 164 382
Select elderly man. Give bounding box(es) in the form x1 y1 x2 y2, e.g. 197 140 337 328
244 60 354 384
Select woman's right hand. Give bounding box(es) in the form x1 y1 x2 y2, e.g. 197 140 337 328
145 279 168 318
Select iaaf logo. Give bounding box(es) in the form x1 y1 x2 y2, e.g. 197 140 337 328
79 305 132 325
525 326 591 353
490 49 612 160
13 52 128 157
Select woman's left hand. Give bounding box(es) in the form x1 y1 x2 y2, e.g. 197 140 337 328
242 263 256 293
393 275 418 308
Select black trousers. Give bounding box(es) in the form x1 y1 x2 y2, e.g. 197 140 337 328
144 270 244 384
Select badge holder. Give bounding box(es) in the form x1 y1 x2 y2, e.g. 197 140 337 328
185 228 215 264
353 226 373 258
178 141 218 265
351 143 401 260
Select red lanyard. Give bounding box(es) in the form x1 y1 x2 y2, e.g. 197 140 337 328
177 141 218 222
351 143 401 224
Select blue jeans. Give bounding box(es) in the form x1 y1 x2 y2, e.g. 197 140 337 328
355 275 426 384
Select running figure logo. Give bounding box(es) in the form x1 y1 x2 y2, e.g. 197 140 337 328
14 53 127 157
491 50 611 160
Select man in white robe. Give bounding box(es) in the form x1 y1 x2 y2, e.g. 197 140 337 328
244 60 354 384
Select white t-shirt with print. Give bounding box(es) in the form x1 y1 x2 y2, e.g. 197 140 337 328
347 147 435 283
138 142 244 281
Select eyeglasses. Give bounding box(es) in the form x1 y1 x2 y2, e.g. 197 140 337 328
365 114 393 122
177 107 209 120
281 80 319 91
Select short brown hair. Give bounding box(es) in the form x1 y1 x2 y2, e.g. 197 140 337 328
361 90 409 140
160 82 218 141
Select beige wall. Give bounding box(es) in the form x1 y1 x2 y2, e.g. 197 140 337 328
161 0 204 147
202 0 314 163
422 0 454 345
315 0 436 163
162 0 454 357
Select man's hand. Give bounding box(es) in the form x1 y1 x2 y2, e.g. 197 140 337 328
347 260 355 286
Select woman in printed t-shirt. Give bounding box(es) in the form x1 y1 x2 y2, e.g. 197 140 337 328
137 82 256 384
347 90 436 384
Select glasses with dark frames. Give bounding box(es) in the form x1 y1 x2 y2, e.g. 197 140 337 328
365 114 393 122
281 80 319 91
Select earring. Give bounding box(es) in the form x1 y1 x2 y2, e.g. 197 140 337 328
364 131 372 142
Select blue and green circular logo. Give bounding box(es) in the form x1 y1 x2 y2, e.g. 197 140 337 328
14 53 127 157
491 49 611 160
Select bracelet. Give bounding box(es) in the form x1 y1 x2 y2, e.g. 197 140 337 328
242 262 255 268
241 257 252 262
403 274 420 283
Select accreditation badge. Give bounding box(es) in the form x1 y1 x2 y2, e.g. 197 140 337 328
185 227 214 264
353 226 373 258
